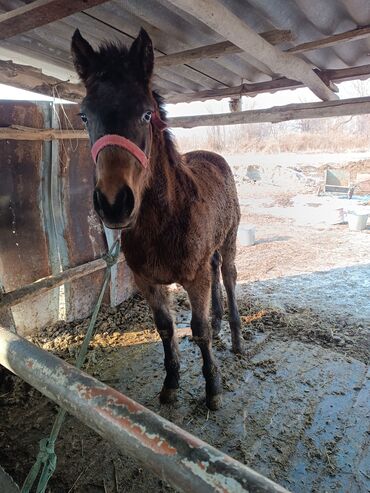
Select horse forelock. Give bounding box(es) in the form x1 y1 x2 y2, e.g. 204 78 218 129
83 42 180 177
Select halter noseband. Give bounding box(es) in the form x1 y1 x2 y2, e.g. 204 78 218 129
91 112 167 168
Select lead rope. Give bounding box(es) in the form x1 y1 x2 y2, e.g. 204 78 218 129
21 238 121 493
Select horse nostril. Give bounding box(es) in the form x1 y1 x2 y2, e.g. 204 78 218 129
118 186 135 216
93 186 135 225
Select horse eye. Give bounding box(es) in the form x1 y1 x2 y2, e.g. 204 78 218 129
79 113 88 125
142 111 152 123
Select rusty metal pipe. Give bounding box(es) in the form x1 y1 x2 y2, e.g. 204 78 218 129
0 327 289 493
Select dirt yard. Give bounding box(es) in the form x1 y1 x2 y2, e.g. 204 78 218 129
1 153 369 493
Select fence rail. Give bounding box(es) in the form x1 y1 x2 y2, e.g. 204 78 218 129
0 254 125 310
0 327 289 493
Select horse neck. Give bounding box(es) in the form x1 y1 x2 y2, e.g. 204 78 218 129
144 129 181 212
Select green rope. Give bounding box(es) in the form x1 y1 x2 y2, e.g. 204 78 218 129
21 238 121 493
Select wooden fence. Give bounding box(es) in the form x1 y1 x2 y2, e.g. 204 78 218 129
0 101 134 335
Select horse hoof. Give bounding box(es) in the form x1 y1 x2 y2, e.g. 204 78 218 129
212 331 221 340
232 342 245 355
159 387 178 404
212 322 222 339
206 394 222 411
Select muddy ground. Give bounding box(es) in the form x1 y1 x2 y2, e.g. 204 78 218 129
1 157 369 493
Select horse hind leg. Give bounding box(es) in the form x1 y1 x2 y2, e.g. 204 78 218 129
220 229 244 354
211 251 224 338
134 275 180 404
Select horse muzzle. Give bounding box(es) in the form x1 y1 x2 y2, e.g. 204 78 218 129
93 185 135 229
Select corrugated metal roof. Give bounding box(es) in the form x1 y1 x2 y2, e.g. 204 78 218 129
0 0 369 99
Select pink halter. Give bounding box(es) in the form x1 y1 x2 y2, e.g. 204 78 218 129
91 112 167 168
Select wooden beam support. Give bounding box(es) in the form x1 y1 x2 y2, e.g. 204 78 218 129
0 23 367 105
169 97 370 128
2 97 370 135
156 24 370 69
0 254 125 309
168 77 303 104
287 24 370 54
0 59 85 101
0 0 111 40
166 0 337 101
0 125 87 141
156 29 292 67
167 64 370 104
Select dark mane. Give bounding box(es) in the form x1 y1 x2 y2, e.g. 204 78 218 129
152 91 180 167
89 41 131 81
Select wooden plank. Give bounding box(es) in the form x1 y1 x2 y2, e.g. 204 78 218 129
169 97 370 128
0 0 111 40
0 59 85 102
0 59 368 108
2 97 369 133
288 24 370 54
167 64 370 104
156 29 292 67
0 125 87 140
167 77 303 104
0 255 125 310
166 0 337 101
157 25 370 68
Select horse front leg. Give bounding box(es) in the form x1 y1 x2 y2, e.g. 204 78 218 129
184 265 223 410
134 275 180 404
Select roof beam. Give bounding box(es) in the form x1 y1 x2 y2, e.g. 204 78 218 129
166 0 337 101
287 24 370 54
2 57 369 106
0 0 111 40
2 97 370 134
169 96 370 128
0 59 85 101
156 25 370 69
167 64 370 104
156 29 292 67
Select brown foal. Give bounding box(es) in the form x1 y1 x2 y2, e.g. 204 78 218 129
71 28 243 410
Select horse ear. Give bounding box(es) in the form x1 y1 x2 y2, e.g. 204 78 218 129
71 29 96 82
129 28 154 84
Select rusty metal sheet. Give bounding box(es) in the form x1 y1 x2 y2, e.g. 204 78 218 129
53 105 135 318
53 106 109 321
0 101 59 335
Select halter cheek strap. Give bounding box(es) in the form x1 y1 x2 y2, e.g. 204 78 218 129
91 111 167 168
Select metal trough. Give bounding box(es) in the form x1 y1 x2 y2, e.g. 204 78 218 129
0 327 289 493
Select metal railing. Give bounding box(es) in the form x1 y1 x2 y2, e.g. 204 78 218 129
0 327 290 493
